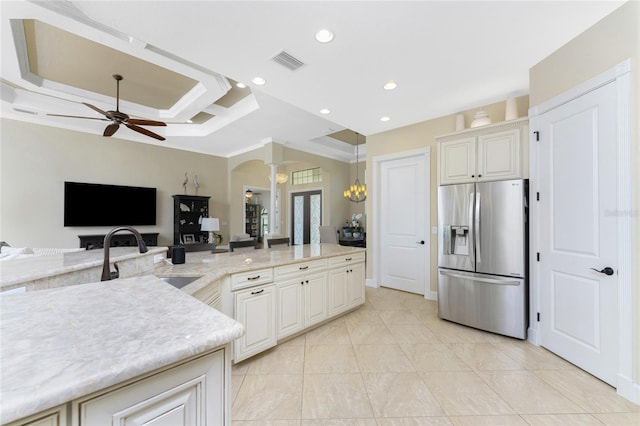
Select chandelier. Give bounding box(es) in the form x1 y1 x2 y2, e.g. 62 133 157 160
344 132 367 203
269 172 288 184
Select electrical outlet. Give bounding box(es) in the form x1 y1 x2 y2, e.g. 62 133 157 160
432 226 438 235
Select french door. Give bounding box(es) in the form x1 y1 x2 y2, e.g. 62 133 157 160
291 190 322 245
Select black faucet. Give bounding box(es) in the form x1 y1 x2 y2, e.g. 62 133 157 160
101 226 149 281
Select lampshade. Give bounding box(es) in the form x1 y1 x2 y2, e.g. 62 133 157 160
200 217 220 232
245 189 253 198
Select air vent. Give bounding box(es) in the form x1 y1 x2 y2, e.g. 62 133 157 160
272 51 305 71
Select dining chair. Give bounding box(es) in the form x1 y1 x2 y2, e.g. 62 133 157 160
267 237 290 248
229 239 257 252
319 226 339 244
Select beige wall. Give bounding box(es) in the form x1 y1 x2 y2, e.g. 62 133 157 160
529 0 639 385
0 118 229 248
366 96 529 292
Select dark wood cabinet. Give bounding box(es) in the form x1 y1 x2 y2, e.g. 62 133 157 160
173 195 211 246
79 233 158 250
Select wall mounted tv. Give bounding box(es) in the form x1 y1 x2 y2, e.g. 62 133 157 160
64 182 157 227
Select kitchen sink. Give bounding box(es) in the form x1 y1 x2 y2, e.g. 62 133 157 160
157 276 203 289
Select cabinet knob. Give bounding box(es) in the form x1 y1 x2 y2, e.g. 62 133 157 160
478 174 482 178
471 174 475 178
250 289 264 295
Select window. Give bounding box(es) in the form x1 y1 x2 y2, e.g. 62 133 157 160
292 167 322 185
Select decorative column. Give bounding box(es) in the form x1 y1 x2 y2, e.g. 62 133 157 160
269 163 278 236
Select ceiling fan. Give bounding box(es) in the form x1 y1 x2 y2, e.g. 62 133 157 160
48 74 167 141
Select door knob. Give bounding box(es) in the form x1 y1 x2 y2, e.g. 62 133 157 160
590 267 614 276
416 240 425 245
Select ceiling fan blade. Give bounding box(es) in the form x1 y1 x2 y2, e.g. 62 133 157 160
104 123 120 137
127 118 167 127
125 123 166 141
82 102 109 117
47 113 110 121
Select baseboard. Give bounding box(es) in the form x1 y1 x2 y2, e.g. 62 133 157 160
365 278 378 288
425 290 438 301
616 374 640 405
527 326 539 346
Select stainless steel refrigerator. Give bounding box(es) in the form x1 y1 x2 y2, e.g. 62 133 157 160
437 179 528 339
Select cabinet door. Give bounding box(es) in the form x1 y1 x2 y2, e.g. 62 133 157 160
303 272 328 328
439 137 476 185
276 278 304 339
477 129 520 181
347 262 365 308
328 268 349 316
78 350 225 426
234 285 277 362
6 405 67 426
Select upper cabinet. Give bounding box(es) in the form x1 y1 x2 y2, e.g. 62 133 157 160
437 118 529 185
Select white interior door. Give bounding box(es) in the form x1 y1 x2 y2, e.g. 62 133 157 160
537 81 618 386
379 153 429 295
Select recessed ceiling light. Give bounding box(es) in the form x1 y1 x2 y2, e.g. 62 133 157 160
251 77 266 86
236 82 247 88
315 28 334 43
380 116 390 122
383 80 397 90
320 108 331 115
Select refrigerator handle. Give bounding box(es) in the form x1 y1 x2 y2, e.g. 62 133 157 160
468 192 475 264
439 270 521 286
475 192 481 264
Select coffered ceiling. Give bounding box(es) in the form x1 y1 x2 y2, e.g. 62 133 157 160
0 1 624 162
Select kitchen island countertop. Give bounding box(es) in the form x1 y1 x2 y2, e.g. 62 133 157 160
0 275 244 424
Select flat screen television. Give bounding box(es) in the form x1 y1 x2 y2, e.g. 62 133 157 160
64 182 157 226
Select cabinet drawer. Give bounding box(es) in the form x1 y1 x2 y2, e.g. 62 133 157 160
328 252 366 268
231 268 273 290
274 259 327 278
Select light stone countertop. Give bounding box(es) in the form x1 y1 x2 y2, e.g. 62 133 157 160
0 275 244 425
154 243 367 296
0 246 168 289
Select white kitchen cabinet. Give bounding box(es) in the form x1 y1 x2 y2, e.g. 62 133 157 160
75 349 227 426
437 118 529 185
275 260 328 340
233 284 277 362
6 405 66 426
328 253 366 316
438 137 476 185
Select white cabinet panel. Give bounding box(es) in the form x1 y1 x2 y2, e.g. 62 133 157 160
303 272 329 327
276 278 304 338
439 137 476 185
328 268 349 316
477 129 520 181
234 285 277 362
78 350 225 426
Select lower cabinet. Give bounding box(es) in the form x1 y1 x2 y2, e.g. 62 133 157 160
233 284 277 362
6 405 67 426
328 254 366 316
276 271 328 340
230 252 366 362
75 350 226 426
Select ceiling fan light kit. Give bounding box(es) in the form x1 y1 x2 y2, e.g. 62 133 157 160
47 74 167 141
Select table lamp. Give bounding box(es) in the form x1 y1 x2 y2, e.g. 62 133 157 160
200 217 220 251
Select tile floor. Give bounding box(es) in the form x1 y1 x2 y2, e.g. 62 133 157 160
231 286 640 425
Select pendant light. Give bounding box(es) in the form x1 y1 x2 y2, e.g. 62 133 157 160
344 132 367 203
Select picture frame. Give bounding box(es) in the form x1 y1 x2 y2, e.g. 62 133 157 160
182 234 195 244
